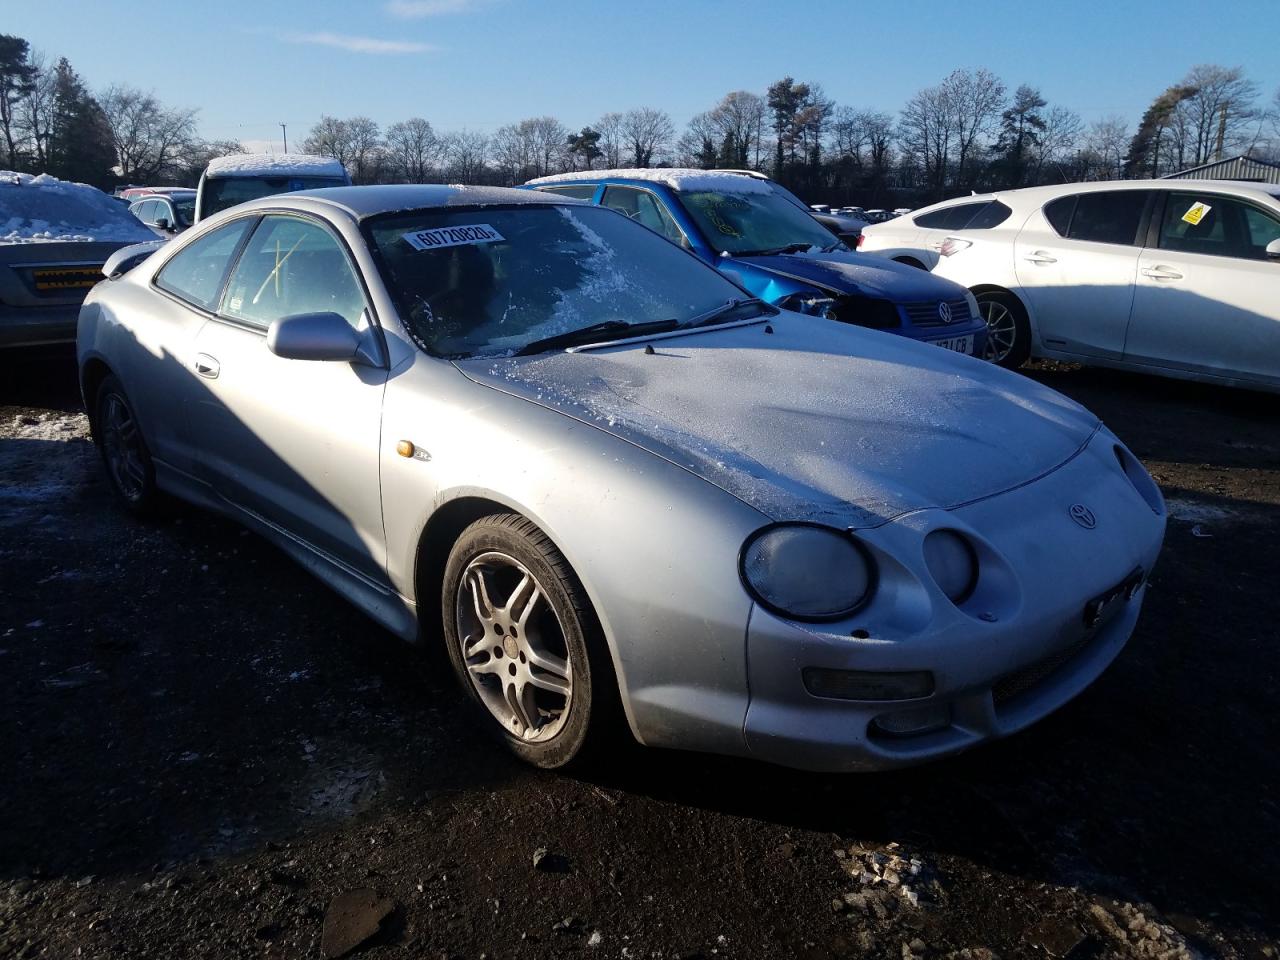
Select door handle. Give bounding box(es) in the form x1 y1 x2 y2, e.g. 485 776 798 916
1141 266 1183 280
194 354 220 379
1023 251 1057 264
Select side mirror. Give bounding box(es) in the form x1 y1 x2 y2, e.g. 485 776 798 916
154 217 171 232
1267 238 1280 260
267 312 361 362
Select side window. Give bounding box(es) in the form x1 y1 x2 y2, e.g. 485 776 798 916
1067 191 1149 246
219 216 367 330
154 218 254 310
601 186 688 248
132 199 157 223
154 201 172 225
1158 193 1280 261
965 200 1012 230
914 202 984 230
1043 196 1075 236
537 184 597 200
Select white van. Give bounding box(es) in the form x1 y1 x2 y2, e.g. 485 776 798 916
195 154 351 223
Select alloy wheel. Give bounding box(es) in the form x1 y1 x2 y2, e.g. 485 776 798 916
100 393 147 501
980 299 1018 364
455 551 573 742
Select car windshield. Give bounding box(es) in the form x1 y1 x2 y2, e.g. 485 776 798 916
200 175 348 218
366 204 751 358
172 196 195 225
675 188 841 255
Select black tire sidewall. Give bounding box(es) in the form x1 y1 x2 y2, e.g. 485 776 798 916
95 374 158 515
441 516 601 769
978 292 1031 369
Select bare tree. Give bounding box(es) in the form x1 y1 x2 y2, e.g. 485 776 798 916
1171 65 1261 165
704 91 766 168
100 84 199 182
16 49 54 170
620 107 674 167
344 116 383 183
674 111 718 167
1085 115 1130 180
943 68 1006 189
384 117 440 182
491 120 535 184
596 111 625 168
303 115 353 166
1028 106 1082 183
443 129 489 183
898 82 952 197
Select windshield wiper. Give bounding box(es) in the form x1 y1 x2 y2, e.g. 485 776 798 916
516 318 681 356
685 297 775 328
744 241 818 257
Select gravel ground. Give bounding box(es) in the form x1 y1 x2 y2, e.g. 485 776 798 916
1 345 1278 960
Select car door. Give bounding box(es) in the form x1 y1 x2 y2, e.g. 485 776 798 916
1013 190 1152 360
186 213 390 581
1125 191 1280 387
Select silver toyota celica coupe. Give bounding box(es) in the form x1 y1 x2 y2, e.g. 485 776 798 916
78 185 1166 771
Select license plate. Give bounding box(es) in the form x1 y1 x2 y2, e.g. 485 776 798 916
32 266 102 293
930 334 974 354
1083 568 1144 630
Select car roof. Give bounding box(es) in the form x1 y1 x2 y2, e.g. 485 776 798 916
991 178 1280 207
527 168 775 195
220 183 582 221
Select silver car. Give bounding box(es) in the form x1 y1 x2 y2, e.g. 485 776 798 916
77 185 1166 771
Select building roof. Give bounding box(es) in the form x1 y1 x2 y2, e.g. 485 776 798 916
1163 155 1280 184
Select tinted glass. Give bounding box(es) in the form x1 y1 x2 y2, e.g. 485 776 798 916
366 204 747 358
201 175 349 217
1067 191 1148 245
154 218 253 310
914 202 983 230
601 186 689 248
1043 196 1075 236
965 200 1013 230
131 200 157 223
172 196 195 226
676 186 837 255
1158 193 1280 261
537 184 597 200
220 216 366 329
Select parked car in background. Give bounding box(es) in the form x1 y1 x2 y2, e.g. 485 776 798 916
129 189 196 236
527 169 986 355
194 153 351 223
859 193 1010 271
79 183 1165 772
897 180 1280 389
1 171 156 347
714 169 869 242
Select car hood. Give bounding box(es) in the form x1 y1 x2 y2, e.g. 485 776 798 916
729 250 964 301
456 314 1099 528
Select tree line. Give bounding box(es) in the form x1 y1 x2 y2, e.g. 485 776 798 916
2 29 1277 207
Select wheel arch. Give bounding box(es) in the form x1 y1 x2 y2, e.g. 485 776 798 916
893 255 927 270
79 354 114 436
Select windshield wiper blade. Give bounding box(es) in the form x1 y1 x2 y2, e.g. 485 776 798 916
516 319 680 356
748 242 817 256
685 297 775 329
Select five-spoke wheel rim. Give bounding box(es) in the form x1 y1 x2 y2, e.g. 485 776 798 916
980 299 1018 364
100 393 146 501
455 552 573 742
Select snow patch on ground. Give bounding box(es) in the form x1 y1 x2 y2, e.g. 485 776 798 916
0 411 94 527
1163 497 1242 524
0 171 155 244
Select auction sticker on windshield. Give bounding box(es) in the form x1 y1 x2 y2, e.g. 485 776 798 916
402 224 506 251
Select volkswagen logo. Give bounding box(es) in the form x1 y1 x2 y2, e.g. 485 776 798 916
937 301 954 324
1069 504 1097 529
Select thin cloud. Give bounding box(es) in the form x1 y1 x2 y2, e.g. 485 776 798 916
285 31 435 54
386 0 481 18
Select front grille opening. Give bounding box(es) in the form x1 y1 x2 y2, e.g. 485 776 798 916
834 297 900 329
903 298 972 329
992 637 1089 706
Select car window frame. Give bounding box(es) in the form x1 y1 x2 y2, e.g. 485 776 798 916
1059 189 1155 248
1148 189 1280 262
151 214 260 315
210 210 378 338
599 184 691 249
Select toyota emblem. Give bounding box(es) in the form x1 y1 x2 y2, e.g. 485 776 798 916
937 301 953 324
1069 504 1097 529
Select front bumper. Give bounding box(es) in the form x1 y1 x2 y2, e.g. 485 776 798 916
0 304 81 348
742 431 1166 772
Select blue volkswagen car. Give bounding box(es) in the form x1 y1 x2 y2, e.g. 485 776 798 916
526 169 987 356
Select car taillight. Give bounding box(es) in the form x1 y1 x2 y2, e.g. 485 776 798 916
855 234 865 248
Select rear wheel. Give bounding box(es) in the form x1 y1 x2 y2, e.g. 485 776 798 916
976 291 1031 368
442 514 616 769
95 374 159 515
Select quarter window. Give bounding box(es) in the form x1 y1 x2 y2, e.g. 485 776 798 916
601 186 689 248
537 184 597 200
219 216 366 330
1065 191 1149 246
154 218 254 310
1043 196 1075 236
914 202 985 230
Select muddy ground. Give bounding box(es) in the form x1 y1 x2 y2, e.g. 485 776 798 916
1 345 1277 960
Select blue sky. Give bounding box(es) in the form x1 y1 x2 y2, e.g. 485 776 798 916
7 0 1278 150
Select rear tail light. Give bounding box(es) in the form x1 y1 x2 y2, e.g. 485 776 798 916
938 237 972 257
855 234 865 248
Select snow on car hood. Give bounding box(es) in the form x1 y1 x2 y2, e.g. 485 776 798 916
457 313 1099 527
730 250 966 301
1 171 156 244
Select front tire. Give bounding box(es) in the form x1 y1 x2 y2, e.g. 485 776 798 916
94 374 160 516
442 514 616 769
976 290 1031 369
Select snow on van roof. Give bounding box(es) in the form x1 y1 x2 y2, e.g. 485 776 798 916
204 153 348 178
528 168 774 195
0 171 156 244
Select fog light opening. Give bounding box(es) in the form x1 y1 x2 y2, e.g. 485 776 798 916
871 703 952 737
802 668 934 702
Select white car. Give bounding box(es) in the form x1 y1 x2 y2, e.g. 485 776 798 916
858 194 1007 270
863 181 1280 388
